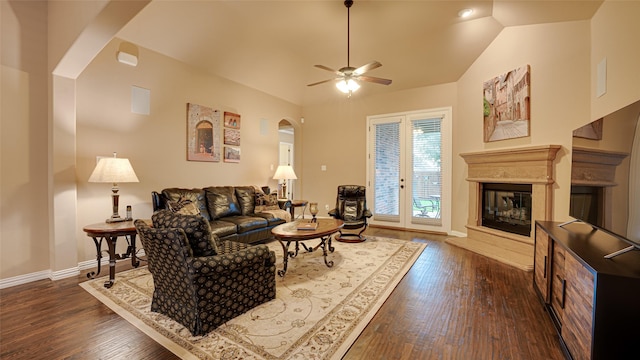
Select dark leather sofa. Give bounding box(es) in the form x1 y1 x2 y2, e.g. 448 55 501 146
152 186 290 244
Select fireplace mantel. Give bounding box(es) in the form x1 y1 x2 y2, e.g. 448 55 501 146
448 145 561 271
461 145 561 184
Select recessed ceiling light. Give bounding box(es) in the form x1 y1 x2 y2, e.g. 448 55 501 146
458 8 474 18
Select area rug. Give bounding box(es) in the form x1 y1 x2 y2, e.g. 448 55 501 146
80 236 426 360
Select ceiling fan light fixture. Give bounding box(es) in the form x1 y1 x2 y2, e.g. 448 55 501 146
336 78 360 94
458 8 474 18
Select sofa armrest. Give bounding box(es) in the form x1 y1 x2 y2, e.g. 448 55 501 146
188 244 275 276
151 191 166 211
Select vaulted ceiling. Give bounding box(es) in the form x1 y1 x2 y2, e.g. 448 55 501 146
116 0 602 106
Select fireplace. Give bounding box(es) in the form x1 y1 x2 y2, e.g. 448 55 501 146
482 183 532 236
448 145 561 271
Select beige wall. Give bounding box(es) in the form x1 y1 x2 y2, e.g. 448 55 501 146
590 0 640 120
75 39 302 262
1 0 51 279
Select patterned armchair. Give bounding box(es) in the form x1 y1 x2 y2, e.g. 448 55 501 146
134 210 276 336
328 185 372 243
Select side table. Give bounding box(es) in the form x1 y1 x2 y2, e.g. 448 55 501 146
289 200 308 220
83 221 140 288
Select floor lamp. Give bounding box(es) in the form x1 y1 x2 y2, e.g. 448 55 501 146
273 165 297 200
89 153 139 223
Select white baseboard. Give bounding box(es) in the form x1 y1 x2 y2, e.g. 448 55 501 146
0 270 51 289
50 267 80 281
0 250 145 289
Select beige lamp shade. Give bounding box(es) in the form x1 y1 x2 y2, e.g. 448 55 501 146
273 165 297 200
272 165 297 180
89 155 139 223
89 157 139 184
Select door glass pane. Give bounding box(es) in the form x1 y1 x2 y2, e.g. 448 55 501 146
374 122 400 217
412 118 442 225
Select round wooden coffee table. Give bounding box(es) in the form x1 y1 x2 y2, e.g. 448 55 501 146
271 219 344 277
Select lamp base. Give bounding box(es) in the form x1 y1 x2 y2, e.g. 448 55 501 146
106 215 126 223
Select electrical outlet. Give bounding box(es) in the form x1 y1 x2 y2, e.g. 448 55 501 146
325 204 330 210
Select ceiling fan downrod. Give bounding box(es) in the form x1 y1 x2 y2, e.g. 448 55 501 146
345 0 353 68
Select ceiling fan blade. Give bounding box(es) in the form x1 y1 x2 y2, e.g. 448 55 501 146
314 64 343 76
307 78 336 87
353 61 382 76
358 75 392 85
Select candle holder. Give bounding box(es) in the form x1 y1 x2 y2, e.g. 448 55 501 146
309 202 319 223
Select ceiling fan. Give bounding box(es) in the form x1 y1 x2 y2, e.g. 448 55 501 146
307 0 392 96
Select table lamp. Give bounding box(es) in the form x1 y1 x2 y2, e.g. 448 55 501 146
273 165 297 199
89 153 139 223
309 202 319 222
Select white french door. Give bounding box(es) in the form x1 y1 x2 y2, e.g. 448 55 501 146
366 108 451 233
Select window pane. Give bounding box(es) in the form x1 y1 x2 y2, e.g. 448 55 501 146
412 118 442 223
374 122 400 216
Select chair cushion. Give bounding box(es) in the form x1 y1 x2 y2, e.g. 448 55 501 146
217 240 251 255
208 220 238 238
254 209 290 223
342 199 363 221
204 186 242 219
223 216 268 233
152 209 219 256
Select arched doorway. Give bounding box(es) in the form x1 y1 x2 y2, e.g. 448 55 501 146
277 120 296 199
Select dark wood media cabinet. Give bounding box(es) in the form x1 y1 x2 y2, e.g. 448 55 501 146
534 221 640 360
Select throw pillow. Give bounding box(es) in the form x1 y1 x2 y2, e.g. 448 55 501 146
167 197 201 216
176 202 201 215
255 192 280 212
161 188 210 221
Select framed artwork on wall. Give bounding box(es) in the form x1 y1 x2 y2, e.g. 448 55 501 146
186 103 221 162
224 111 241 129
224 128 240 146
483 64 531 142
224 146 240 163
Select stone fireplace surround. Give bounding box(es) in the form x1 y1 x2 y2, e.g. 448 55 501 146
447 145 561 271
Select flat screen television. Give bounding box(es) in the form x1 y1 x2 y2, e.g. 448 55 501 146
565 100 640 258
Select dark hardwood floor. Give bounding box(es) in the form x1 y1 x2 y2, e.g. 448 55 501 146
0 227 565 360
